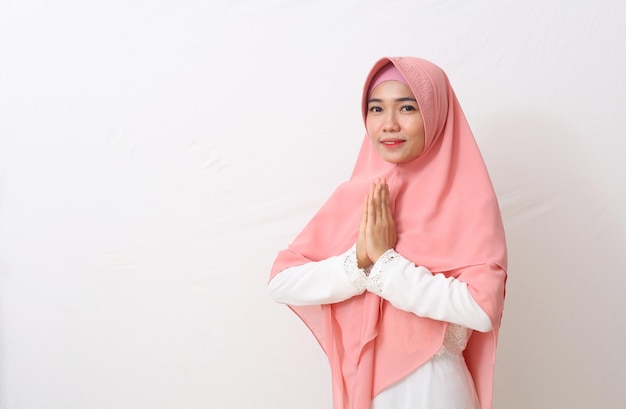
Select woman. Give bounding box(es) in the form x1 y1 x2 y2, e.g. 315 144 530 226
268 56 507 409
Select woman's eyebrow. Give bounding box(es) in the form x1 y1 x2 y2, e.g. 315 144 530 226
367 97 417 104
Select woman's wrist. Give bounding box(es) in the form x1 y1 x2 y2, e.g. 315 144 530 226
357 256 372 269
370 247 393 264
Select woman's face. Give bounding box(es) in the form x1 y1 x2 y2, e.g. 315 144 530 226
366 80 425 164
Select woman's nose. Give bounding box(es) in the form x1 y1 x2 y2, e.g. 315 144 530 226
382 113 400 132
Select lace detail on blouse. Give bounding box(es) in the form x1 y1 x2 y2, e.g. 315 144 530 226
435 323 472 356
343 246 367 292
367 271 385 294
366 248 397 294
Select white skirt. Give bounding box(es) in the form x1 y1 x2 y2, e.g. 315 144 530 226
371 350 480 409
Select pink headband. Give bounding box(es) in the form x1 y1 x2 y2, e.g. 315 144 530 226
367 63 409 95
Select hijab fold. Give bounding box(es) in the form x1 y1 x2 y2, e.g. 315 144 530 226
270 56 507 409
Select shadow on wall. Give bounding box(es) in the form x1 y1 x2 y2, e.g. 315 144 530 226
478 112 626 408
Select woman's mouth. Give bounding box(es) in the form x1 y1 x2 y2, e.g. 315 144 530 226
381 138 405 148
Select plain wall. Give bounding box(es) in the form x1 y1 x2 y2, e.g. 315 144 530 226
1 0 625 408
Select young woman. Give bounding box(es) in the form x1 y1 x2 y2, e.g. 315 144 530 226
268 56 507 409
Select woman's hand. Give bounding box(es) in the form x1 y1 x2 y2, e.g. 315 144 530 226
366 178 397 262
357 178 397 267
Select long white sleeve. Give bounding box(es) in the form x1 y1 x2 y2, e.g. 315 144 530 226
366 249 493 333
268 245 368 306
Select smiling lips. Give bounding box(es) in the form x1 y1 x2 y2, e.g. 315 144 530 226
381 138 406 148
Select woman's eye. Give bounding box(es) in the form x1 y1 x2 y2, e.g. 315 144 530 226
401 105 417 112
369 106 382 113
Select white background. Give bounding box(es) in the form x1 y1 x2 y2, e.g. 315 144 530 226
1 1 625 408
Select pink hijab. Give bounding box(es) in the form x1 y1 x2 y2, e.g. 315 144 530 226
270 56 507 409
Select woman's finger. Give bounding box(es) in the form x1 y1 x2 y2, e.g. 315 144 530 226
368 182 376 224
374 179 383 220
360 194 368 230
382 182 393 222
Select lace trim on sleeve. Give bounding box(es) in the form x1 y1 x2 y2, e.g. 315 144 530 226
435 324 473 356
366 248 398 294
343 246 367 291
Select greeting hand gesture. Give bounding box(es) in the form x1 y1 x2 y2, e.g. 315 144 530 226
356 178 398 268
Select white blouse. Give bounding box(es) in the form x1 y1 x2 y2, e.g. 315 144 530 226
269 245 491 409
